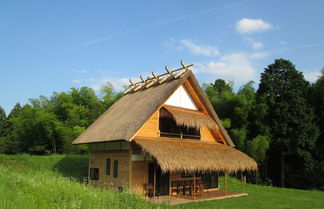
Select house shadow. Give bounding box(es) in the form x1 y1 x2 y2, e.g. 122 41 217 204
53 155 89 182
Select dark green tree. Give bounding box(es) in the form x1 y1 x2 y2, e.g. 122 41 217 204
309 68 324 189
257 59 319 188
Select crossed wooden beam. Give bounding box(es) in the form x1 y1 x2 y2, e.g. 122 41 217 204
124 60 193 95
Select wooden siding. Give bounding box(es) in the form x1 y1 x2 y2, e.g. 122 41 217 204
136 111 159 138
200 127 216 142
89 150 130 189
131 161 149 193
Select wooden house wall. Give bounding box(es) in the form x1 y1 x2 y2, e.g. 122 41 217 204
131 161 149 193
136 111 159 138
89 150 131 189
135 109 219 142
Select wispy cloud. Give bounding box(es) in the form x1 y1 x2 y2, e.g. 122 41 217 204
236 18 273 34
179 39 220 56
250 51 269 59
304 71 321 83
284 42 324 50
245 37 264 50
194 53 257 83
72 79 82 83
72 69 88 74
84 1 248 46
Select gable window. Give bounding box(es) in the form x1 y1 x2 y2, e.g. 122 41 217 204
106 159 111 175
113 160 118 178
90 168 99 180
159 109 200 140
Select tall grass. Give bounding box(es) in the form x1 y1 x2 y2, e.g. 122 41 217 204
0 154 323 209
0 154 168 209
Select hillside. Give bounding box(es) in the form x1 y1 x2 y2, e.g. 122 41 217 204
0 154 323 209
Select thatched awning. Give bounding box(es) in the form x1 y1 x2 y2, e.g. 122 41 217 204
162 105 219 130
134 137 257 173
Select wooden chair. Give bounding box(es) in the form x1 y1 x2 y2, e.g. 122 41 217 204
184 180 193 196
177 181 185 196
170 181 179 196
144 183 154 198
196 179 204 197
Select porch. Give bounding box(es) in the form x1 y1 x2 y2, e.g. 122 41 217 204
148 190 248 205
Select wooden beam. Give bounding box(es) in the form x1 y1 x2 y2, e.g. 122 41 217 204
88 154 91 185
225 173 228 196
193 172 196 200
145 72 159 88
158 74 171 84
169 172 171 196
153 163 156 199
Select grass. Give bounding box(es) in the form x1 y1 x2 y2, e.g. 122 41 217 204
0 154 323 209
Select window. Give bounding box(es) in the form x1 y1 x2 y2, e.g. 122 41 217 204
113 160 118 178
201 172 218 189
181 171 193 178
159 117 200 140
90 168 99 180
181 171 201 178
106 159 111 175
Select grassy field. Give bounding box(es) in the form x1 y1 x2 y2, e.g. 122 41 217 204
0 154 323 209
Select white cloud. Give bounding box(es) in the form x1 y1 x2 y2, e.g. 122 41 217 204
251 41 263 50
280 41 286 45
92 78 129 91
72 69 88 74
179 39 220 56
245 37 264 50
236 18 273 34
250 52 269 59
72 80 81 83
194 53 256 83
304 71 321 83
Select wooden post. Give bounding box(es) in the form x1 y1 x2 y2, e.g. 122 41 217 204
243 175 246 193
153 163 156 199
88 154 91 185
193 172 196 199
225 173 228 196
241 172 244 193
169 172 171 196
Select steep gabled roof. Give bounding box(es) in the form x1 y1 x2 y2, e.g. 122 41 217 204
72 70 235 146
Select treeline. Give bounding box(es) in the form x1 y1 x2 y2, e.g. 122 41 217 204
0 59 323 190
0 84 122 155
204 59 324 190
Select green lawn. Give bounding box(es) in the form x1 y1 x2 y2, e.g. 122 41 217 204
0 154 323 209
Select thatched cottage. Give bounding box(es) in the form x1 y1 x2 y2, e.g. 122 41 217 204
73 61 257 198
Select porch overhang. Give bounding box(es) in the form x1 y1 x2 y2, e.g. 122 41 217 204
162 105 219 130
134 137 257 173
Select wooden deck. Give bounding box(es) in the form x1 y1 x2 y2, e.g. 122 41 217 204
148 190 248 205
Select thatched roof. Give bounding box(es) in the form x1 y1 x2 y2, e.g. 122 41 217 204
162 105 219 130
73 70 234 146
134 137 257 173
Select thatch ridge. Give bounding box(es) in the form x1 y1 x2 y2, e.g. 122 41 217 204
134 137 257 173
162 105 219 130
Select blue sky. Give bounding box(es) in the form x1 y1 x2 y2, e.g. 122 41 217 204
1 0 324 113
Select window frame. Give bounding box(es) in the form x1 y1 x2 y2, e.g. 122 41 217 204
113 160 118 178
90 168 99 180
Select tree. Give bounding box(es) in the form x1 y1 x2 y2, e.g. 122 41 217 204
309 68 324 189
257 59 319 188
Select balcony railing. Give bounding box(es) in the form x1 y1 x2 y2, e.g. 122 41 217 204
159 131 200 140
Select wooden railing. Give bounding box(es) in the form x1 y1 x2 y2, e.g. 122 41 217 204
159 131 200 140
